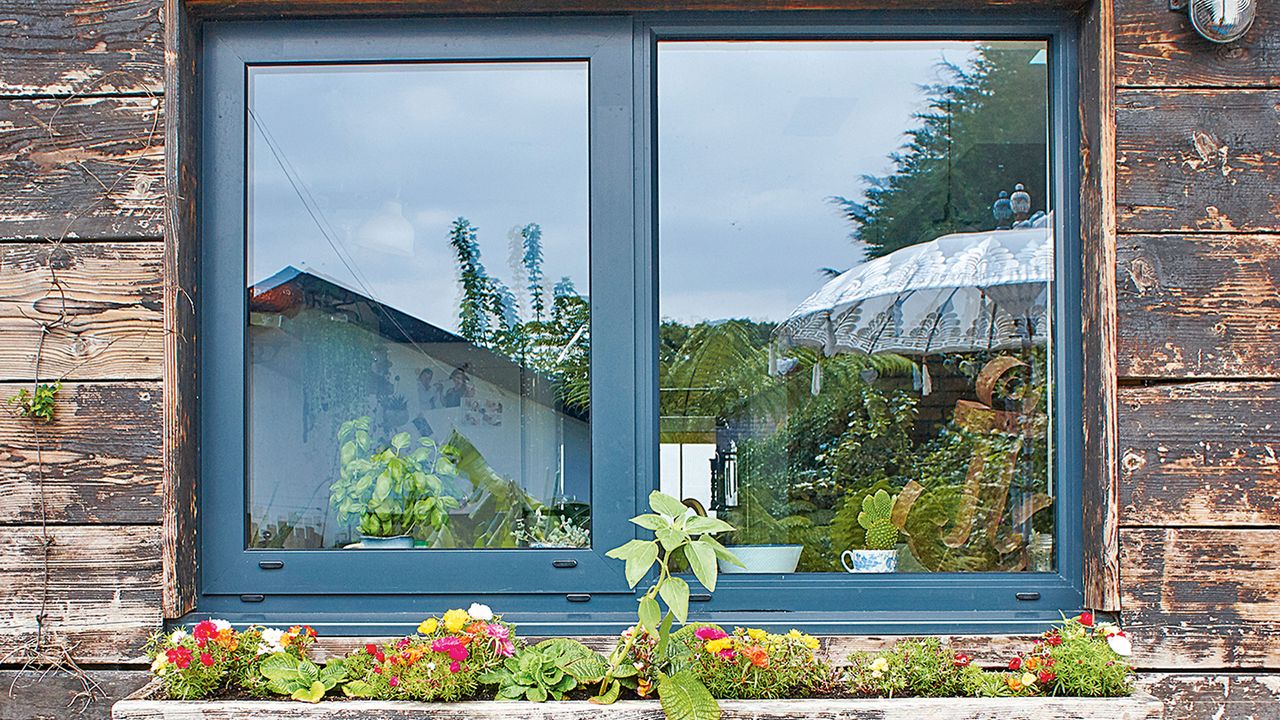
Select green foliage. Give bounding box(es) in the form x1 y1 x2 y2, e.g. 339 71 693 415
259 653 347 703
857 489 900 550
6 381 60 422
846 638 965 698
479 639 603 701
658 670 720 720
328 416 461 539
1036 618 1134 697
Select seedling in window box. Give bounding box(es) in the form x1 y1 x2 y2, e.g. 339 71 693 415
594 490 741 720
7 381 60 422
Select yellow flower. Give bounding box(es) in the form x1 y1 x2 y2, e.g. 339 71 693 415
1021 672 1038 687
704 638 733 655
443 609 470 634
787 628 820 650
417 617 438 636
150 655 168 674
870 657 889 672
746 628 768 641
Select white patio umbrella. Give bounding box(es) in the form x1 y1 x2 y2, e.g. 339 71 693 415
774 218 1052 392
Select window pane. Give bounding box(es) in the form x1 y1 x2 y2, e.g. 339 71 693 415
246 62 591 550
658 40 1054 573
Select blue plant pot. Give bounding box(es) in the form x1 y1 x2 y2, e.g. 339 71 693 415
359 535 415 549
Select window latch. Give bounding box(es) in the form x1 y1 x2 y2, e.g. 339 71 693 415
552 559 577 569
258 560 284 570
565 593 591 603
240 594 266 603
1015 592 1041 602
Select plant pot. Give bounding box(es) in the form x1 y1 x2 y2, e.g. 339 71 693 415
720 544 803 574
841 548 898 573
358 534 415 549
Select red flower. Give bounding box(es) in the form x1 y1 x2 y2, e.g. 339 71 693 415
365 643 378 655
1007 657 1022 671
373 666 383 674
1078 611 1094 628
1038 669 1057 684
199 653 214 667
1045 631 1063 646
192 620 218 648
953 653 972 668
166 647 193 669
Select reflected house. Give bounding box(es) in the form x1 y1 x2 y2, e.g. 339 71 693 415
247 266 589 548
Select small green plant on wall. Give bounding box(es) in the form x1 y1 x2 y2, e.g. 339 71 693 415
328 416 462 543
6 381 60 422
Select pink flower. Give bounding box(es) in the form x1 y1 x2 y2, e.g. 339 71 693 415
694 627 728 641
388 676 399 688
449 660 461 673
166 647 193 669
486 624 515 657
717 649 736 661
192 620 218 648
199 652 214 667
953 653 972 668
396 637 411 649
432 636 469 662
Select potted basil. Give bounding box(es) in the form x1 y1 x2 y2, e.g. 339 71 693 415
328 416 461 548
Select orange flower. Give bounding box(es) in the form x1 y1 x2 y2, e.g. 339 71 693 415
464 621 489 635
1007 676 1024 692
742 645 769 669
1025 656 1040 671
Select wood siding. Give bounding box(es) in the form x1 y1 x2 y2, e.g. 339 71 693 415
0 0 1277 717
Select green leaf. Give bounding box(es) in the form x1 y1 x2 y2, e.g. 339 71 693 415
590 679 621 705
656 526 686 552
342 680 376 698
684 540 718 592
535 638 607 683
658 671 720 720
638 595 661 636
700 534 745 568
649 491 689 519
290 681 327 703
684 515 734 536
258 652 301 682
656 608 675 658
623 541 659 588
525 685 547 702
659 576 690 623
630 514 667 531
606 539 652 561
390 432 411 451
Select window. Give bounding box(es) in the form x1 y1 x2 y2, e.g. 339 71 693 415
199 14 1082 633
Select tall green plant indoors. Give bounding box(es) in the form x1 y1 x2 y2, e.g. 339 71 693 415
594 491 742 720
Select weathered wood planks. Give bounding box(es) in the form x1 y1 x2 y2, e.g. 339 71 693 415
0 96 164 240
1118 234 1280 379
0 241 163 381
1116 0 1280 88
0 0 163 98
1116 89 1280 234
0 669 150 720
1139 673 1280 719
0 525 160 664
1118 382 1280 527
0 381 162 525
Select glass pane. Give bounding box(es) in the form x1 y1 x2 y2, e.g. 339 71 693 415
658 40 1054 574
246 62 591 550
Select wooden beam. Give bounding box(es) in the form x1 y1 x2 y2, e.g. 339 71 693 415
1079 0 1121 612
1116 0 1279 88
1139 674 1280 719
162 0 201 620
0 669 151 720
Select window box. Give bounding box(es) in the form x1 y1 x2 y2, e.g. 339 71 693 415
113 680 1163 720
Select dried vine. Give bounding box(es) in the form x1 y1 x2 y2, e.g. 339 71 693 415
3 71 161 711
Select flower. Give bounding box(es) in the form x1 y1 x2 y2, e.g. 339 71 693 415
1007 657 1022 671
199 653 214 667
1097 622 1121 638
1007 676 1023 692
260 628 286 654
695 626 728 642
953 653 972 668
742 645 769 669
1078 611 1094 627
1106 631 1133 657
388 676 399 688
1020 672 1038 688
150 654 168 673
1038 669 1057 684
166 647 193 669
443 609 470 634
636 677 653 697
464 621 489 636
1025 656 1041 671
365 643 386 663
1045 631 1063 646
168 629 188 645
704 637 733 656
467 603 494 621
192 620 218 648
432 636 469 662
449 660 461 673
486 623 515 657
869 656 889 679
746 628 768 641
417 618 438 636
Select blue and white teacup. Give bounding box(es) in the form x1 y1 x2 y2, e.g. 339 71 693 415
841 549 898 573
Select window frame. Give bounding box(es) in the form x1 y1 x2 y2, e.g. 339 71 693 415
195 10 1086 634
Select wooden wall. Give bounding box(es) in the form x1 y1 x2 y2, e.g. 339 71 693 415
1 0 1279 718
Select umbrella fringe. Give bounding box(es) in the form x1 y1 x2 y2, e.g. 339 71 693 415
920 360 933 396
811 362 823 396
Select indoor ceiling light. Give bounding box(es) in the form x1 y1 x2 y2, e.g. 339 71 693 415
1171 0 1256 44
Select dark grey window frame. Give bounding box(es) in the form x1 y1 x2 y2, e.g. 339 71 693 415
196 11 1084 636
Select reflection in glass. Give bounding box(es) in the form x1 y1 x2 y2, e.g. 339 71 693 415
245 62 591 549
658 41 1054 573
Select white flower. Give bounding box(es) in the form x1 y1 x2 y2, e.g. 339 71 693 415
151 654 168 673
1097 622 1121 637
211 619 232 633
260 628 286 654
169 629 189 645
467 603 494 621
1106 632 1133 657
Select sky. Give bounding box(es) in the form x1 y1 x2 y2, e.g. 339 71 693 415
246 41 1041 332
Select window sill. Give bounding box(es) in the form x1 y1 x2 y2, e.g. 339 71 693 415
114 683 1163 719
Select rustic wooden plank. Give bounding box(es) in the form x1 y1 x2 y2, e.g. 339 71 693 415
0 381 161 525
0 525 160 665
110 694 1164 720
1118 234 1280 379
186 0 1089 18
1139 674 1280 720
1079 0 1120 613
1122 528 1280 668
1116 89 1280 234
0 96 164 240
0 242 163 381
1116 0 1280 88
1118 382 1280 526
0 669 150 720
0 0 163 97
161 0 200 620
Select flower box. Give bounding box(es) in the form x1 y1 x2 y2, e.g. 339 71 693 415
113 680 1164 720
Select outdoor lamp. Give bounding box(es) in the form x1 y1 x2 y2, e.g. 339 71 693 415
992 190 1014 229
1171 0 1256 44
1010 183 1032 219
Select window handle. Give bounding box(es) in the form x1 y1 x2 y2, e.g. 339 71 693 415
258 560 284 570
552 559 577 569
1016 592 1041 601
566 593 591 603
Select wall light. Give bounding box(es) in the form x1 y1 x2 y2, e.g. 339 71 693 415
1171 0 1257 44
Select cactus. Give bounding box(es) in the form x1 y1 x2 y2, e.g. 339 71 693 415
858 489 900 551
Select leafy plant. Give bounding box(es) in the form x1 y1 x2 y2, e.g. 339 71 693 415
259 652 347 703
846 638 966 698
479 638 604 701
512 507 590 549
328 416 461 539
685 626 834 700
7 381 60 422
858 489 900 550
595 491 741 719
